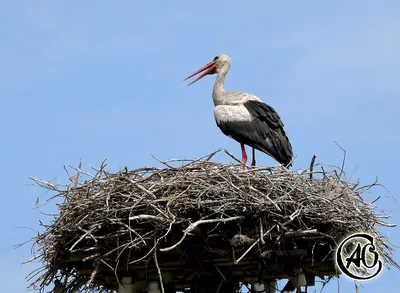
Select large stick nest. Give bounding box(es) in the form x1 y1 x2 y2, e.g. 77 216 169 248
26 150 398 292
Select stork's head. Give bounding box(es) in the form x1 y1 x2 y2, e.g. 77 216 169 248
184 54 231 86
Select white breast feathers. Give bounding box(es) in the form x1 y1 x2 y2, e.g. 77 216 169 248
214 104 253 123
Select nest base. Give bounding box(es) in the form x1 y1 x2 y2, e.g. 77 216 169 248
26 150 397 292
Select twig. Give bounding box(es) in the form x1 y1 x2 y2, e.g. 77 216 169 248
129 215 165 221
130 221 175 264
74 159 83 189
206 148 222 161
128 179 157 199
154 241 165 293
85 259 100 287
309 155 316 179
282 229 319 238
160 216 244 252
151 154 174 168
249 186 282 212
334 141 346 178
214 264 227 283
224 149 242 164
260 219 265 245
235 225 277 264
69 227 97 252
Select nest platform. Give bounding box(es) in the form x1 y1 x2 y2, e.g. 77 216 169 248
27 150 397 292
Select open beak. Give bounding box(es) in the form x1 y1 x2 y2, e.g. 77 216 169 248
184 61 216 86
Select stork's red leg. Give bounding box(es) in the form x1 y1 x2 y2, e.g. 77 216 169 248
251 148 256 167
241 143 247 170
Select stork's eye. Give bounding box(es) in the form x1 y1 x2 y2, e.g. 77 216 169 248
213 56 219 61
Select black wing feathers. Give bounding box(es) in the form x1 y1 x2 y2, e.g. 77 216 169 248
215 100 293 166
243 100 293 166
244 100 284 129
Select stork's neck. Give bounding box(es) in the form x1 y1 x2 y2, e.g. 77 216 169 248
212 72 227 106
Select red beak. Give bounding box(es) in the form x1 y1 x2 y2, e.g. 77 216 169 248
184 61 217 86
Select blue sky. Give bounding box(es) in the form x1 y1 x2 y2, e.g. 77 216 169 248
1 1 399 292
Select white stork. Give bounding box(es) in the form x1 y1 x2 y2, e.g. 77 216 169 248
184 54 293 169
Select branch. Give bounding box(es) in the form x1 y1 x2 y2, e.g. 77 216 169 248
160 216 244 252
234 225 277 264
